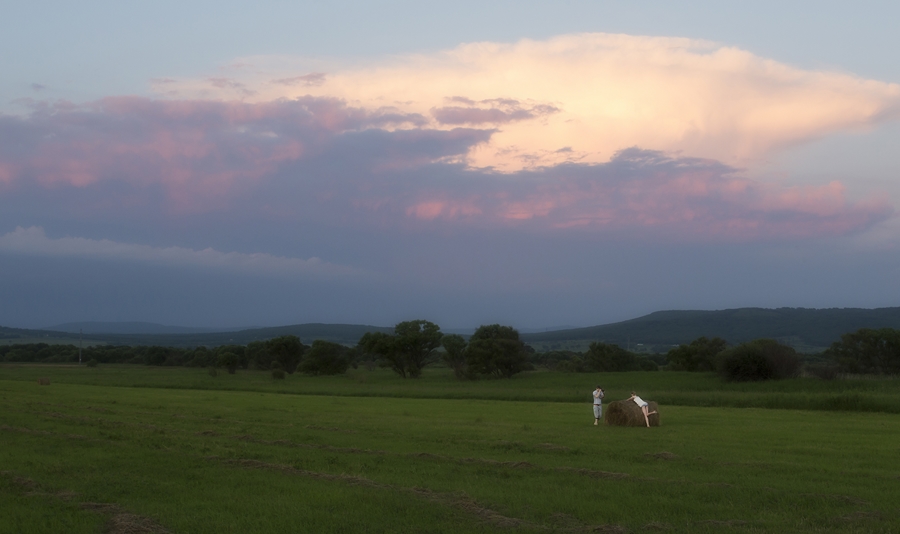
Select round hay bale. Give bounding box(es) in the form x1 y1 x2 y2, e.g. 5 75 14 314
604 399 661 427
37 377 50 386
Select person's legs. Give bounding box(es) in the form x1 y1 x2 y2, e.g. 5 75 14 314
593 404 601 425
641 406 650 427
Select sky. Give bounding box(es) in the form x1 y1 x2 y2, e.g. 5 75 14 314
1 1 899 330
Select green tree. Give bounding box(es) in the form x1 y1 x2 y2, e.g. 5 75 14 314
265 336 308 374
218 351 240 374
214 345 247 369
358 320 443 378
465 324 528 378
666 337 727 371
441 334 468 379
298 340 351 375
584 342 638 372
827 328 900 375
145 346 170 366
187 346 216 368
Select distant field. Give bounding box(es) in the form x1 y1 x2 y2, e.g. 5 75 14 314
2 365 899 533
2 364 899 413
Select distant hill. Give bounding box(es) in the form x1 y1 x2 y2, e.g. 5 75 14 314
5 307 900 352
84 323 394 348
520 307 900 352
0 322 392 348
46 322 237 335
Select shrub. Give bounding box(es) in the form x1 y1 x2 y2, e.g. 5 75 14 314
208 367 218 377
271 369 286 380
86 358 98 367
718 339 800 382
298 340 350 376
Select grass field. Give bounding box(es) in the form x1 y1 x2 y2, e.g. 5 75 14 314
2 365 899 533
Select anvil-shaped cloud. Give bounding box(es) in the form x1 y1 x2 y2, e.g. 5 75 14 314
155 33 900 171
0 32 897 252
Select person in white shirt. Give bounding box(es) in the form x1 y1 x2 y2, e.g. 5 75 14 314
592 386 604 425
627 391 658 427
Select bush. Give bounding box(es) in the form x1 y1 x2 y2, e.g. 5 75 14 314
718 339 800 382
271 369 286 380
298 340 350 376
208 367 218 377
86 358 98 367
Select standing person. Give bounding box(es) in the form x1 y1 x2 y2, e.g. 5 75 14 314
592 386 605 425
627 391 658 428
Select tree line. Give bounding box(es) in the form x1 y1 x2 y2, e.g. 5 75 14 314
664 327 900 381
2 322 897 381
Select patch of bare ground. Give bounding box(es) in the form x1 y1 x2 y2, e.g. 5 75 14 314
82 503 171 534
642 522 672 530
104 512 171 534
211 456 625 532
460 457 535 469
1 470 78 500
558 467 630 480
1 470 41 491
644 452 677 460
2 472 168 534
833 510 883 522
536 443 571 452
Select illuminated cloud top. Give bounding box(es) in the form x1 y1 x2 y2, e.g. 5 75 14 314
155 34 900 171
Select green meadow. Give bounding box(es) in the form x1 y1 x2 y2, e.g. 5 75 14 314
2 365 899 533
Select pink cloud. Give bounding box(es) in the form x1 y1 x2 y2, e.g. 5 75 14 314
0 96 446 210
0 97 890 243
400 149 893 241
405 199 483 220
